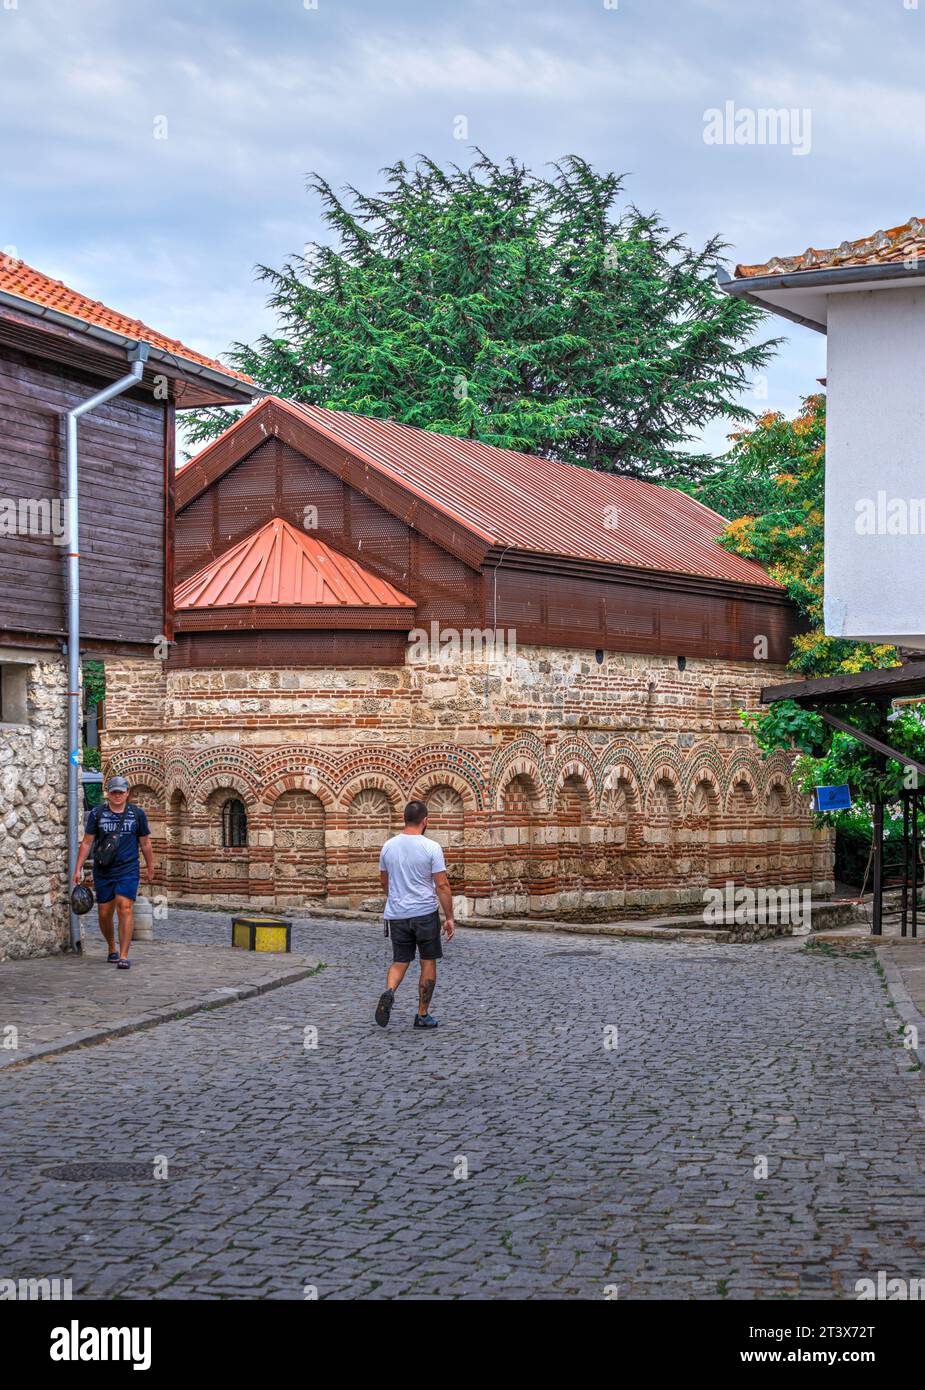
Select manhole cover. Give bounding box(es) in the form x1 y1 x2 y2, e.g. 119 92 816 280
42 1162 184 1183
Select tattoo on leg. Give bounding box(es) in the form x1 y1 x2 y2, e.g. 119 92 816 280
419 976 435 1013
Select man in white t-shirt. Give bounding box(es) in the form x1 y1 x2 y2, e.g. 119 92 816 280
375 800 456 1030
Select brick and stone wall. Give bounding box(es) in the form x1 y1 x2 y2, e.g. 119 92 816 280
0 652 68 959
101 645 833 924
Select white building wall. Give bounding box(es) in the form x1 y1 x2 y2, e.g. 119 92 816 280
825 287 925 647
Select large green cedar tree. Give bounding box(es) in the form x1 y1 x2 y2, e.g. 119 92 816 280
187 152 777 478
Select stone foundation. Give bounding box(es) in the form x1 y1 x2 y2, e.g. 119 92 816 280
0 651 68 960
101 645 834 919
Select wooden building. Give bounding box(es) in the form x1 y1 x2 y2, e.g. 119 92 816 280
0 259 255 958
103 397 833 926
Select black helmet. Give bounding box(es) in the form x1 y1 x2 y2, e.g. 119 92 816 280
70 883 95 916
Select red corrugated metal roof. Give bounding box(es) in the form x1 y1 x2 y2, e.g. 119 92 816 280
176 517 416 610
278 400 781 589
0 259 253 385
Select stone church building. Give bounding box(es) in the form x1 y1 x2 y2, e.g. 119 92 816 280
102 396 832 919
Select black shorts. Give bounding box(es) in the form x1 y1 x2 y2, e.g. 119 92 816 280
388 910 443 963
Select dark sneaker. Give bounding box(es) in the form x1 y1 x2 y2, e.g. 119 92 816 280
375 989 395 1028
413 1013 438 1029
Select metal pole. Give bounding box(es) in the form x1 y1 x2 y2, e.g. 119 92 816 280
902 793 909 938
66 345 149 951
914 791 920 941
872 799 884 937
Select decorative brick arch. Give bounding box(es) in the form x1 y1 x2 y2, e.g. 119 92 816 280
409 768 479 814
552 757 597 807
408 747 486 810
682 743 727 800
642 742 686 793
104 753 164 800
599 744 645 807
257 747 342 803
193 772 261 812
685 766 723 818
724 765 760 813
600 761 643 814
723 752 763 804
330 753 409 800
764 750 797 796
644 763 684 818
337 773 406 815
490 734 550 806
493 756 550 814
263 772 337 812
271 787 327 906
186 746 261 808
554 763 595 895
764 769 794 813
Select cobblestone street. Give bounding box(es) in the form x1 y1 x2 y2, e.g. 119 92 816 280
2 911 923 1300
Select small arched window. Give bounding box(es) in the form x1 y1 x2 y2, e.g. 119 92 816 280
221 798 248 848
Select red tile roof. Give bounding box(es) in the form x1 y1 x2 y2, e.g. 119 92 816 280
735 215 925 279
175 517 416 611
0 258 253 385
274 400 782 589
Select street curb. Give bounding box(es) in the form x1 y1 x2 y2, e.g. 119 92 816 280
168 898 866 942
873 945 925 1120
875 944 925 1063
0 959 324 1072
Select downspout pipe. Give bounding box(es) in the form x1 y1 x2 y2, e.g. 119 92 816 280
66 343 149 951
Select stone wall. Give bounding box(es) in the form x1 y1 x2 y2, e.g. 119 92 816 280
0 651 68 959
101 645 833 924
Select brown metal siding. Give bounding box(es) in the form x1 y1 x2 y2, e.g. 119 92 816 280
0 343 167 646
493 567 799 663
168 629 409 668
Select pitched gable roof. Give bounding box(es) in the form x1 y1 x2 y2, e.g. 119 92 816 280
0 258 253 389
178 397 782 592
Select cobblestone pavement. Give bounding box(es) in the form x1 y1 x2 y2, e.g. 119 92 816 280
1 912 923 1300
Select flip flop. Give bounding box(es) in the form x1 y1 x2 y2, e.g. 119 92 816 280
106 952 120 963
117 958 131 970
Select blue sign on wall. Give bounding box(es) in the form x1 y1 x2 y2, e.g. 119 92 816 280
813 784 853 813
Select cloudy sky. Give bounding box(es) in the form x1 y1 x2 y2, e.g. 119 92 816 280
1 0 920 455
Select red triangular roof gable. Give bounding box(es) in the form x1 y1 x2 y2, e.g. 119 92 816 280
175 517 416 611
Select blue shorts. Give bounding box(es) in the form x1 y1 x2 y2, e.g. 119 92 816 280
93 874 140 904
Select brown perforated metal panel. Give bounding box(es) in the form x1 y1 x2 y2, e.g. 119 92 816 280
168 629 408 668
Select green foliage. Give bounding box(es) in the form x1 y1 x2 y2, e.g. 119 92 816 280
186 152 778 479
83 660 105 707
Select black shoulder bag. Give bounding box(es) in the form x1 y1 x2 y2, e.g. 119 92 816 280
94 806 131 870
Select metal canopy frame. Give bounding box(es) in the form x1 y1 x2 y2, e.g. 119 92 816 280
761 668 925 938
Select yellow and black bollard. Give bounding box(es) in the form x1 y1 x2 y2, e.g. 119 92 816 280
231 914 292 953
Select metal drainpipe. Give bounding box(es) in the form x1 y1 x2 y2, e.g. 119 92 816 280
66 343 150 951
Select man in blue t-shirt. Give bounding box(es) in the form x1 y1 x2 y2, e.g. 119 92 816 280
73 776 154 969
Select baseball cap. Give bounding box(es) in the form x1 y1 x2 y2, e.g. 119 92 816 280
107 776 130 793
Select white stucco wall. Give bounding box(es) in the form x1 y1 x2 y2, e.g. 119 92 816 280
825 287 925 646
